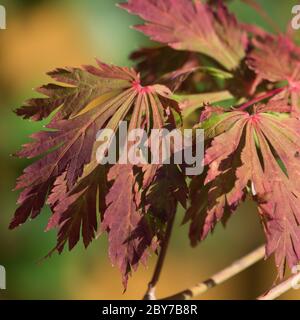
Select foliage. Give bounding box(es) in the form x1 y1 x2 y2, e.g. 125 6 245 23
11 0 300 288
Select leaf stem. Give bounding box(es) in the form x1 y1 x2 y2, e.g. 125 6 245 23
237 87 285 111
257 272 300 300
161 245 265 300
143 211 176 300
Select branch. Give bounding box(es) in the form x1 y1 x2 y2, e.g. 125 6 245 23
143 211 176 300
237 87 285 111
257 272 300 300
162 245 265 300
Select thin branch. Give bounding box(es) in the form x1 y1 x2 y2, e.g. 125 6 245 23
237 87 285 111
162 245 265 300
257 272 300 300
143 211 176 300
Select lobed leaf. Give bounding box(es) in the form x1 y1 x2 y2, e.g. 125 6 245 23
120 0 247 70
186 107 300 277
12 59 186 288
247 35 300 114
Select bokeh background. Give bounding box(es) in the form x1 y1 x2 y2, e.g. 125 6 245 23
0 0 299 300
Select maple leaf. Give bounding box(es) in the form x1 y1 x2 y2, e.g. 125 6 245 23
12 59 183 288
247 35 300 114
186 107 300 277
11 60 179 230
120 0 247 70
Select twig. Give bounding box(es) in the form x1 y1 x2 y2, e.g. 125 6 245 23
162 245 265 300
143 211 176 300
257 272 300 300
237 87 285 111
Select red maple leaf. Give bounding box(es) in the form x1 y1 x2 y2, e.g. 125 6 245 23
186 107 300 277
247 35 300 114
12 59 184 287
120 0 247 70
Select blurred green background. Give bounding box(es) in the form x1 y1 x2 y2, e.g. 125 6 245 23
0 0 299 300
